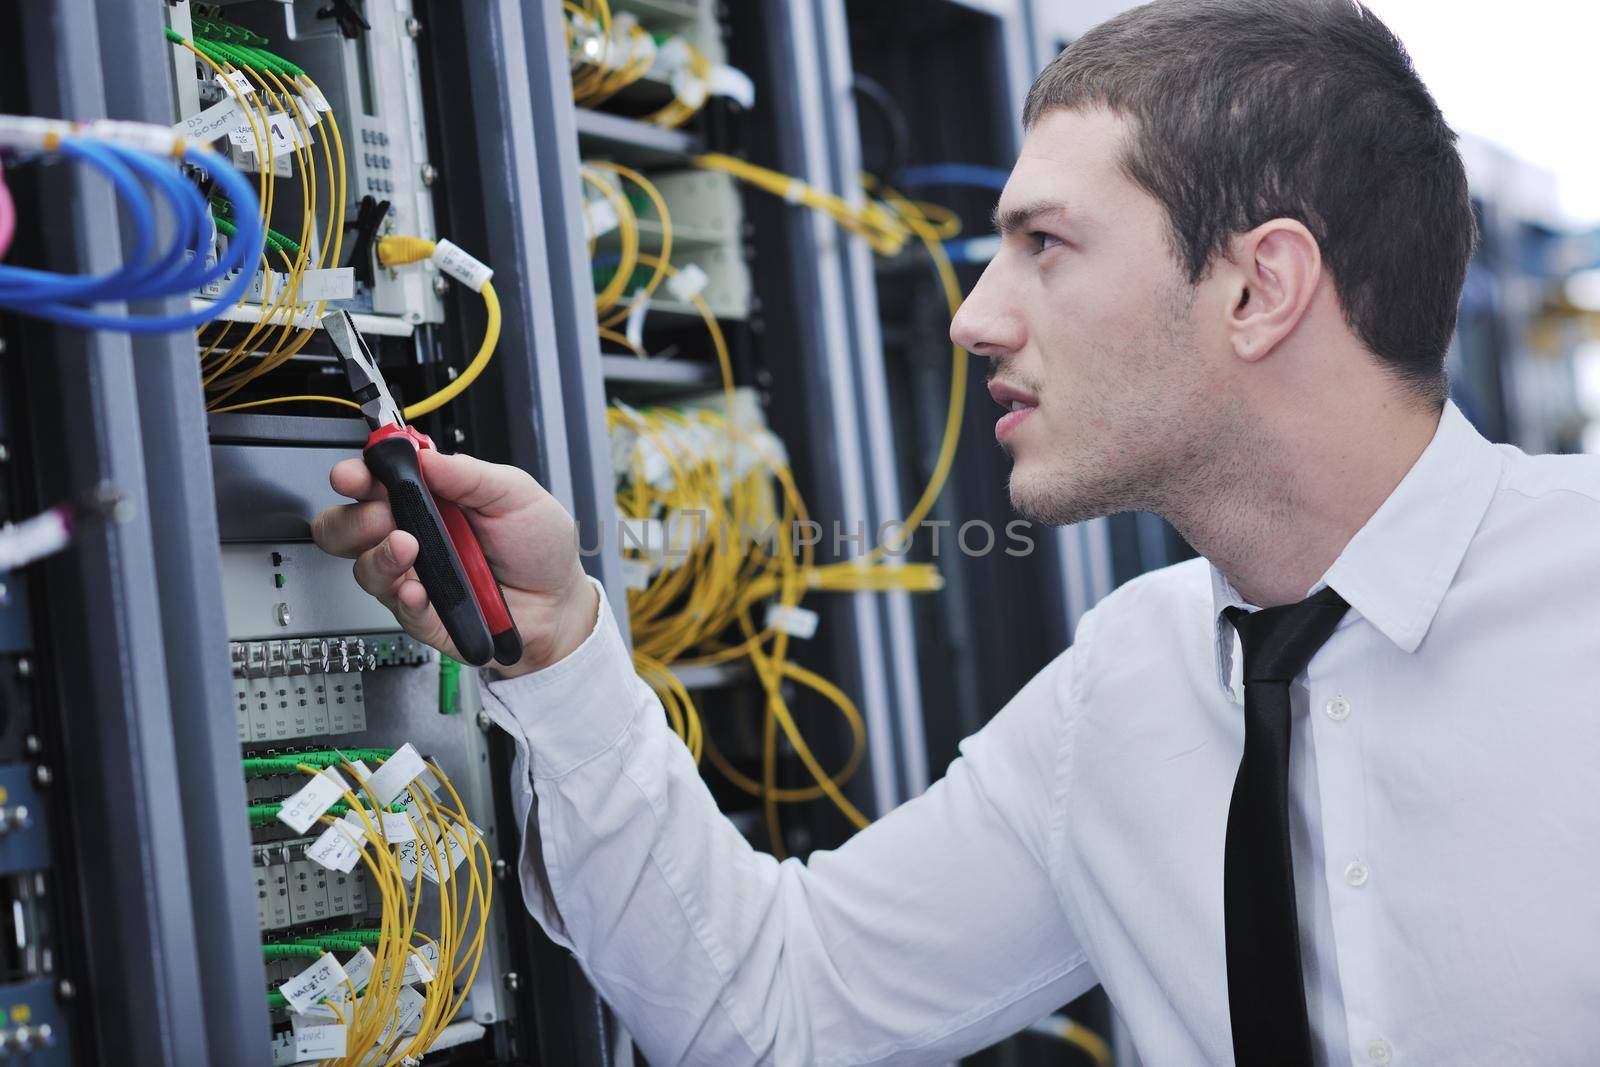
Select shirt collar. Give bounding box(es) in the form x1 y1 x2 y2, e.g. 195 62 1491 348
1209 401 1504 693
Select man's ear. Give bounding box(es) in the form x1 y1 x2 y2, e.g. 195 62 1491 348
1224 219 1322 363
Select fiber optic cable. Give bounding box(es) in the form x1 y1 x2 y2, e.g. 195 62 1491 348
0 118 265 331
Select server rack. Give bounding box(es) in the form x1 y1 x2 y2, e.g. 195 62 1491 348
0 0 1121 1062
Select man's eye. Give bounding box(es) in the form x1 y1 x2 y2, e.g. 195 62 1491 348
1028 232 1062 253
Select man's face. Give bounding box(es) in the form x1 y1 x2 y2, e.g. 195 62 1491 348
951 107 1231 525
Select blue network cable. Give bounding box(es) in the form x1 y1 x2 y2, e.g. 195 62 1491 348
0 124 264 333
892 163 1011 193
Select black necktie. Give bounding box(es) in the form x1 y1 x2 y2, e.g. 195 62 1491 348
1221 585 1350 1067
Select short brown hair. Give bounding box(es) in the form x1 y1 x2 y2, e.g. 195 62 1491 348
1025 0 1476 402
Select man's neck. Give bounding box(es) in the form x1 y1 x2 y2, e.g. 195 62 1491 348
1165 394 1444 608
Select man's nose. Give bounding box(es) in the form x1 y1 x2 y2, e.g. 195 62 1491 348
950 260 1024 360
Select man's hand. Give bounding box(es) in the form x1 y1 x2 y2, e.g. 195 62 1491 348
310 450 599 678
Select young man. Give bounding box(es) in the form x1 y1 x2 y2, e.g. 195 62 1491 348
312 1 1600 1063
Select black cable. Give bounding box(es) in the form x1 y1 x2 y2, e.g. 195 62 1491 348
851 75 911 180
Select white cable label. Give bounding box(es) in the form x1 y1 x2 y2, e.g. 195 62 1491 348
87 119 182 157
174 97 245 144
305 817 364 873
404 942 439 985
298 267 355 302
0 116 74 151
0 508 72 572
379 810 418 843
290 1019 347 1061
377 986 427 1045
669 60 709 110
431 239 494 292
365 743 426 806
708 64 756 109
277 769 350 834
305 944 375 1020
300 83 333 113
584 196 620 240
419 823 477 885
217 70 256 98
765 603 819 639
279 952 350 1014
289 93 321 130
238 113 300 159
666 263 709 304
624 292 651 353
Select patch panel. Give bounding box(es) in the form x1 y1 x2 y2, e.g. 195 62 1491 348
252 839 369 933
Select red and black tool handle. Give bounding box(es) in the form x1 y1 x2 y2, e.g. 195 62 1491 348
362 425 524 668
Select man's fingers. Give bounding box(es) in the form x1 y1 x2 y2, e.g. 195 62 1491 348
310 499 396 559
352 530 418 600
419 450 547 517
329 457 385 502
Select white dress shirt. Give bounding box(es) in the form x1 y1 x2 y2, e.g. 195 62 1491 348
480 401 1600 1066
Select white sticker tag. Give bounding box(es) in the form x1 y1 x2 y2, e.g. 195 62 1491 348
301 83 333 113
87 119 181 157
289 93 321 129
584 196 620 240
298 267 355 302
366 743 427 806
290 1020 347 1061
624 292 651 353
277 769 350 834
666 263 709 303
618 557 652 590
278 952 350 1014
305 819 364 873
174 97 245 143
377 986 427 1044
708 64 756 109
765 603 819 639
671 67 710 110
226 118 266 154
403 942 439 985
245 112 300 159
377 810 417 843
431 239 494 292
420 822 478 885
271 1031 297 1066
395 838 421 882
216 70 256 98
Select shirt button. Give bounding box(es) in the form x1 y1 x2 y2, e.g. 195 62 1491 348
1368 1037 1393 1064
1345 860 1370 888
1324 695 1351 721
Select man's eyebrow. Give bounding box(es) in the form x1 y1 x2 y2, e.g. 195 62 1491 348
991 200 1071 236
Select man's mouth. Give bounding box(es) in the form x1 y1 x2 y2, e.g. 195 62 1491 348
988 382 1039 444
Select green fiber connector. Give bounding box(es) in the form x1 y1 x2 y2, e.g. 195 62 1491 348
212 215 238 238
262 943 324 962
290 930 384 952
265 990 287 1011
241 748 398 779
267 227 301 257
246 798 405 827
194 15 270 48
439 656 462 716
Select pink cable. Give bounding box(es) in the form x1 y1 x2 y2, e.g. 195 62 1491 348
0 167 14 261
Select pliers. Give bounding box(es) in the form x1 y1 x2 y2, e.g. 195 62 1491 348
324 310 522 667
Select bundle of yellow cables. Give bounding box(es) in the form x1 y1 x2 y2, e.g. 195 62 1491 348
563 0 716 128
591 161 966 856
290 755 492 1066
